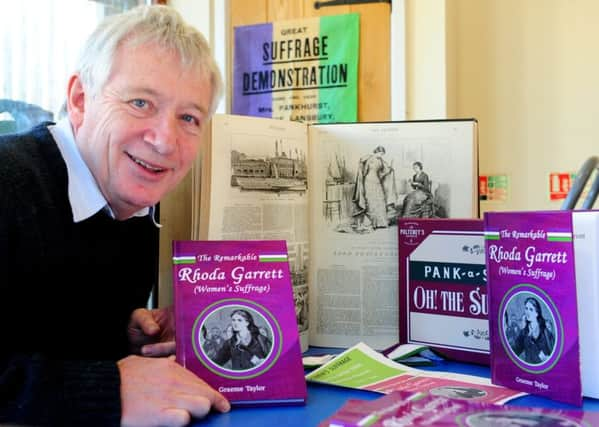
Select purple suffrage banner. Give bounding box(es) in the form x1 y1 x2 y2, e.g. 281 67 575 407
233 13 359 124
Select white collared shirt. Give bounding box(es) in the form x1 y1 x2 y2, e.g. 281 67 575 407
48 117 149 222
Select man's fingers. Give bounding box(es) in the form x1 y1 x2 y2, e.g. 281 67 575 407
142 341 176 357
158 394 227 426
118 355 231 427
174 369 231 414
132 308 159 335
204 387 231 413
159 408 191 427
176 392 230 416
214 395 231 413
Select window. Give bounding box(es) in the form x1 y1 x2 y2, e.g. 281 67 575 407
0 0 146 132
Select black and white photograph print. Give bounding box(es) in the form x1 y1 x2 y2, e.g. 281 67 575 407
502 291 557 366
200 305 274 371
464 410 584 427
429 385 487 400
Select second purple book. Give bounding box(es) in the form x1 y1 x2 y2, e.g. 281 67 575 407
484 210 582 406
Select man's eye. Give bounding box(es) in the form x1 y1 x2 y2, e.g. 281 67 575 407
131 99 148 108
182 114 199 126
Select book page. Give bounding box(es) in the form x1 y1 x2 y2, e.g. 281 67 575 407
197 114 311 351
307 120 478 349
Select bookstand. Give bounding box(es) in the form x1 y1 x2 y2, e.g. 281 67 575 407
561 156 599 209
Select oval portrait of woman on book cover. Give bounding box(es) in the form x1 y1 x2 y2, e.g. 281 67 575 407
500 286 562 373
463 410 584 427
193 300 282 379
429 385 487 400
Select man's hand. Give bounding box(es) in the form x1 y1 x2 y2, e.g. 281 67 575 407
128 306 175 357
118 355 230 427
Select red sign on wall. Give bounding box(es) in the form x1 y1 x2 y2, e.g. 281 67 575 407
549 172 575 201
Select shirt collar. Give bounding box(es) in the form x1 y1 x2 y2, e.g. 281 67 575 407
48 117 149 222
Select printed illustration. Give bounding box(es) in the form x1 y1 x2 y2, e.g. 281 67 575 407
429 385 487 400
325 145 451 235
199 305 274 372
502 291 557 366
230 140 307 193
464 410 585 427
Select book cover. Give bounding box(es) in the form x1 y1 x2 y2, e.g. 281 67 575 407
484 210 582 406
187 114 479 351
398 218 489 365
321 391 599 427
172 239 307 406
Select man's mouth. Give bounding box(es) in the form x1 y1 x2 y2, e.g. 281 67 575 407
127 153 166 173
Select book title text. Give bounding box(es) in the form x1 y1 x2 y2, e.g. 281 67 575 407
177 266 283 286
487 244 568 268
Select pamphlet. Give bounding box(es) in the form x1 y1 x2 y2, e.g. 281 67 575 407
319 390 599 427
305 342 525 405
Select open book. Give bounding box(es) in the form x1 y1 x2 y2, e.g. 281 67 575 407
192 114 478 351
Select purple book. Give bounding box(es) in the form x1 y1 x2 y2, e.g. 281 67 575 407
398 218 489 365
324 391 599 426
484 211 582 406
172 240 307 406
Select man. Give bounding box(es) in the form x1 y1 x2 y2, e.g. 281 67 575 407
0 5 230 426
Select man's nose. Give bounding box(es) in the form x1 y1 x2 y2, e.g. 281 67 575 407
144 114 177 155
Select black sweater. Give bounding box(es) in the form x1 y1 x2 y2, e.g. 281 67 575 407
0 124 159 426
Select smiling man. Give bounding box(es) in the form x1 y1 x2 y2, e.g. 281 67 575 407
69 38 213 220
0 5 230 427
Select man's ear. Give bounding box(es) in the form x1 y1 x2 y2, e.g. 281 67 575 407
66 74 85 133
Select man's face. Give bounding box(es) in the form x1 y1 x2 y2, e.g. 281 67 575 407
71 41 213 219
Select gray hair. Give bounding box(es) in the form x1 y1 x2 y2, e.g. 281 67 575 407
74 4 223 116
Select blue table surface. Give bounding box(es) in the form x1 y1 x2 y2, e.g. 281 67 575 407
191 346 599 426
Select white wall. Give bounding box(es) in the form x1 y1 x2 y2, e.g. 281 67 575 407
408 0 599 213
169 0 210 33
405 0 448 120
170 0 228 113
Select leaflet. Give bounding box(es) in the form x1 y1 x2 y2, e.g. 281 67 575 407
306 342 525 405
